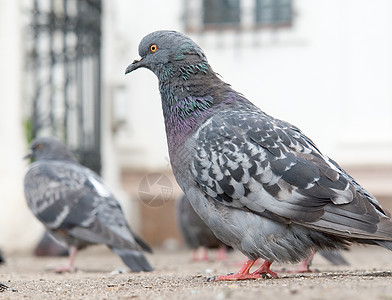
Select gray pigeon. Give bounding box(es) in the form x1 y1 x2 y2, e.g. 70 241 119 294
176 194 230 260
24 137 153 273
125 30 392 280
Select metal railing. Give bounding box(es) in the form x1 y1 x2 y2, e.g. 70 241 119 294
25 0 102 174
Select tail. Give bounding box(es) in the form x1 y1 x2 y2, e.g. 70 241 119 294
372 218 392 251
111 247 153 272
133 233 153 254
318 250 349 266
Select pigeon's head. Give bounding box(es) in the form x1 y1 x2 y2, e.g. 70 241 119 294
125 30 208 81
24 136 78 162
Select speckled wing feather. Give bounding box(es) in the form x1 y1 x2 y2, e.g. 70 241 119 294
191 105 392 242
24 161 147 251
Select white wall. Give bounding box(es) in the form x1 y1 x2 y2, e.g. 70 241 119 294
113 0 392 168
108 0 182 170
0 0 43 252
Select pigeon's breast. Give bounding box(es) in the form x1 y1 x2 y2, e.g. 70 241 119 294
170 117 214 192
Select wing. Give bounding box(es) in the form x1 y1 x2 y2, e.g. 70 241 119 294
190 107 392 241
24 161 98 229
24 161 143 250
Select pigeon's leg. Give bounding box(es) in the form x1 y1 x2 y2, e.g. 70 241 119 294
293 258 312 273
191 249 199 261
216 245 227 261
211 259 262 281
53 246 77 273
251 260 278 278
200 247 209 261
281 251 315 273
192 247 209 261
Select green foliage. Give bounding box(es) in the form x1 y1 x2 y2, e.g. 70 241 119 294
24 118 34 144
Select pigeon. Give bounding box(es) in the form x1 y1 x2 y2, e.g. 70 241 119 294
125 30 392 280
24 136 153 273
176 194 230 261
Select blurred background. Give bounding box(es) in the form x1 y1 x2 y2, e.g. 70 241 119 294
0 0 391 254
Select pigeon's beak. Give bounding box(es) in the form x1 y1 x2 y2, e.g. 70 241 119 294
23 151 33 160
125 56 144 74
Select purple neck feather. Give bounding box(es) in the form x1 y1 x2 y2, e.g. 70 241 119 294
164 98 214 153
163 91 240 155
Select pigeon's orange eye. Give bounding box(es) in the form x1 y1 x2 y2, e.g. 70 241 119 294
150 44 158 53
36 144 43 150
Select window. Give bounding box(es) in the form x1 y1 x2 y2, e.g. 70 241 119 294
255 0 292 26
203 0 240 28
184 0 293 32
25 0 103 173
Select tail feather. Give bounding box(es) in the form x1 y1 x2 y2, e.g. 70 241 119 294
111 247 153 272
133 233 153 254
318 250 349 266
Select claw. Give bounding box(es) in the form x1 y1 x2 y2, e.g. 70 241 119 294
252 260 278 278
210 259 279 281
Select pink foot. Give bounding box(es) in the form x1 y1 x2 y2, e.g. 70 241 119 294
280 252 316 274
281 259 313 273
252 260 279 278
191 249 199 261
210 259 277 281
213 272 262 281
53 265 76 273
200 247 209 261
192 247 209 261
216 246 227 261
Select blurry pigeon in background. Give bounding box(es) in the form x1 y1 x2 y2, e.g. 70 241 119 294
125 30 392 281
24 137 153 273
176 194 230 261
